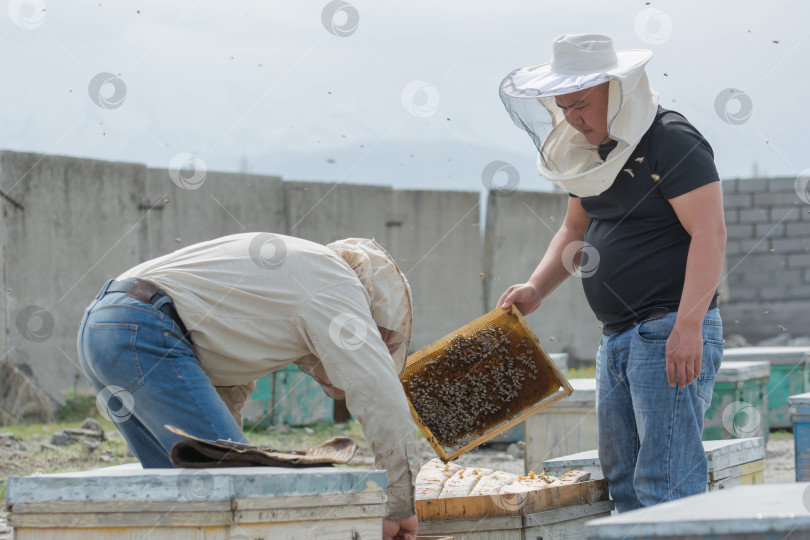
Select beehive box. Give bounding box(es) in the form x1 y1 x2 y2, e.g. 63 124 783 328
4 463 388 540
544 437 766 492
245 364 335 427
524 377 596 473
723 346 810 428
402 306 573 461
542 449 603 481
704 361 770 442
790 392 810 482
703 437 766 490
417 479 612 540
586 483 810 539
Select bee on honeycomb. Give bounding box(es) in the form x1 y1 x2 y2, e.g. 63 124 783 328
402 325 554 447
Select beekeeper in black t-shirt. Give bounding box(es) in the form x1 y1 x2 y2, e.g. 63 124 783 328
497 34 726 512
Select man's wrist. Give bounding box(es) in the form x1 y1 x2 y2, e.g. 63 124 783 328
673 315 702 333
526 278 544 298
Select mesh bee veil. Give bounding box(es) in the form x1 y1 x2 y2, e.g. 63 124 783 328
499 34 659 197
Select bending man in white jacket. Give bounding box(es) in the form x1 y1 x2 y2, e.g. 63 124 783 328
77 232 420 540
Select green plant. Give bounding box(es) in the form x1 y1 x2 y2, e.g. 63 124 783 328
55 391 98 423
567 366 596 379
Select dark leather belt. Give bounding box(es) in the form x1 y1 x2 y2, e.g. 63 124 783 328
601 297 718 336
602 305 676 336
105 278 191 340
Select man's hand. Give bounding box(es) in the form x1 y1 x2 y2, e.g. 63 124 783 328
498 283 542 315
666 323 703 388
497 196 589 317
383 514 418 540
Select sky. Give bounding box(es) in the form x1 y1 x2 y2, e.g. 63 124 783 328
0 0 807 195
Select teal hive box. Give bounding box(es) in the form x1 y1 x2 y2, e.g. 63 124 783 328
247 364 334 427
703 360 770 442
790 392 810 482
723 346 810 429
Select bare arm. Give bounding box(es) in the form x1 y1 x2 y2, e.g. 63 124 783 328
666 182 727 387
498 196 591 314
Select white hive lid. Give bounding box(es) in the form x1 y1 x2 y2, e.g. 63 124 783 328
586 483 810 537
715 360 771 382
6 466 388 505
543 448 600 469
723 346 810 365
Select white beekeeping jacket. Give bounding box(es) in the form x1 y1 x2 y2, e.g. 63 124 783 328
118 232 419 518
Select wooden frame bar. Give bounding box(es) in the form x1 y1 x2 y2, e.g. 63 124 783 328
403 305 574 461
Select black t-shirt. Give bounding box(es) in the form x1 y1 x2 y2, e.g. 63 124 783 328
570 107 720 334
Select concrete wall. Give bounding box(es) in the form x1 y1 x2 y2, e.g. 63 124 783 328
388 189 484 350
484 191 602 362
1 152 150 403
145 168 287 257
3 148 808 399
721 177 810 342
0 150 486 398
285 181 393 246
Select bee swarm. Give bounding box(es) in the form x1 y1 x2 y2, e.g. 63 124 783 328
402 325 545 447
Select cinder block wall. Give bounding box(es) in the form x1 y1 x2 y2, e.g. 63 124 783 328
722 177 810 342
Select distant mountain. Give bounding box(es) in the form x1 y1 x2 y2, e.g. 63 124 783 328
226 139 557 193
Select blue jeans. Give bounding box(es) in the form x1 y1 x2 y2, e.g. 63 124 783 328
596 308 724 512
76 280 247 467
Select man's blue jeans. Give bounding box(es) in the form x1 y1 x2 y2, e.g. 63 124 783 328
596 308 724 512
76 280 247 467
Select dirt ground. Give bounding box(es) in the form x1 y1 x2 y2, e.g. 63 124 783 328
0 420 797 538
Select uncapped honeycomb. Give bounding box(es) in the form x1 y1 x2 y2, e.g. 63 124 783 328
402 310 563 450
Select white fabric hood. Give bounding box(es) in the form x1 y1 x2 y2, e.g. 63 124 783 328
500 34 659 197
327 238 413 377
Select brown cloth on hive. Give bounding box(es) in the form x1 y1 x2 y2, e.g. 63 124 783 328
166 425 358 468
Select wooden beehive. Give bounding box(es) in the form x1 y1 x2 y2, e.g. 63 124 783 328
791 391 810 482
417 479 612 540
543 437 767 492
586 483 810 539
704 361 771 441
525 377 597 473
401 306 573 461
724 346 810 428
5 463 388 540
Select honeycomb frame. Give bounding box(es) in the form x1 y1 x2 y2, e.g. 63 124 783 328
401 305 573 462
